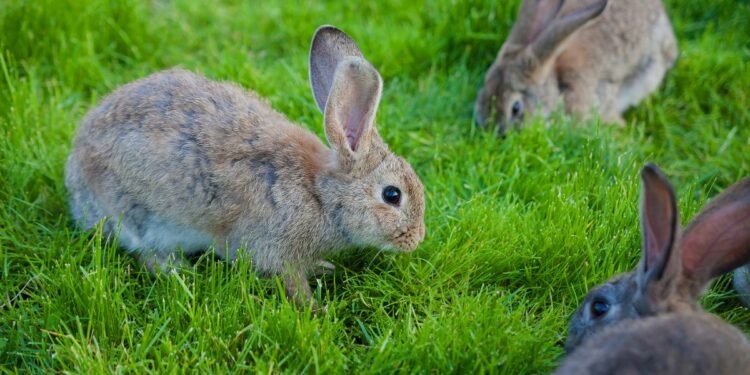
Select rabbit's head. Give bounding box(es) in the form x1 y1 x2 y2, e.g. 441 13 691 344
474 0 607 133
565 164 750 352
309 26 425 252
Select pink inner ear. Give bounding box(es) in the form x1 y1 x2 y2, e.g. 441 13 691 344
642 180 677 271
346 109 365 152
682 202 750 279
645 224 661 268
342 78 376 152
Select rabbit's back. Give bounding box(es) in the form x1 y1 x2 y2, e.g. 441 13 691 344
568 0 677 72
66 69 330 253
556 313 750 374
564 0 677 115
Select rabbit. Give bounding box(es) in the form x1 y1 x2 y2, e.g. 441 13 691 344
474 0 678 134
64 25 426 306
556 164 750 374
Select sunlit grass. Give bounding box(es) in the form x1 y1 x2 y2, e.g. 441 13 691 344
1 0 748 372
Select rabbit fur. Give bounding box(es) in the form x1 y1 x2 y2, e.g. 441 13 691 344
475 0 678 133
65 25 426 305
557 165 750 374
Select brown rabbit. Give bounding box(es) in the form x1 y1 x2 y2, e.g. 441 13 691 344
474 0 678 133
557 164 750 374
64 25 426 306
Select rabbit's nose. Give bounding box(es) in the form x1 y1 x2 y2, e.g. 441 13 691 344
473 108 488 128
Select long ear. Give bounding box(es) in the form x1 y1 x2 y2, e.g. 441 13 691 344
641 164 680 277
323 56 383 165
507 0 565 46
309 25 364 113
636 164 680 307
677 177 750 298
530 0 607 65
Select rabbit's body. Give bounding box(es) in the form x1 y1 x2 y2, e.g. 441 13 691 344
66 69 338 272
65 26 426 304
558 165 750 374
475 0 678 132
557 313 750 374
556 0 677 119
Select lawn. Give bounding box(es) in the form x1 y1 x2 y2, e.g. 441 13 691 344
1 0 749 373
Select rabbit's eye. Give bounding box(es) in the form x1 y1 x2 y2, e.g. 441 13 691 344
382 186 401 206
510 100 523 120
590 299 610 319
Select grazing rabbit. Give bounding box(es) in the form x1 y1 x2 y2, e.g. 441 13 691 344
64 25 426 305
474 0 678 133
557 164 750 374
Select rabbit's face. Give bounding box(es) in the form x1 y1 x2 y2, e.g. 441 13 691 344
474 47 553 134
308 26 426 254
322 153 425 253
475 0 612 134
566 166 750 355
565 272 640 353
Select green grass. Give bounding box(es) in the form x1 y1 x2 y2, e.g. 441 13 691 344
1 0 749 372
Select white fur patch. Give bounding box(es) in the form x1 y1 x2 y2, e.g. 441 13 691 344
118 214 213 255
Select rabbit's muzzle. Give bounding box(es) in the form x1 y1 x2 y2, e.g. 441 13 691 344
390 223 426 252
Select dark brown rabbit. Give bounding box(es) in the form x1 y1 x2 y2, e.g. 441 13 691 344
65 26 426 306
475 0 678 133
557 164 750 374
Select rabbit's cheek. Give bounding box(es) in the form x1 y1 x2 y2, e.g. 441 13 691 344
370 205 409 247
372 205 399 230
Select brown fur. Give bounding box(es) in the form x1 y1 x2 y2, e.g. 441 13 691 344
558 165 750 373
558 314 750 374
65 26 426 306
475 0 678 133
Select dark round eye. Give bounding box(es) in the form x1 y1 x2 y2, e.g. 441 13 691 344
511 100 523 119
382 186 401 206
590 299 610 319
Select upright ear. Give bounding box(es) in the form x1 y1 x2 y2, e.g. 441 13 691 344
309 25 365 113
529 0 608 65
677 177 750 298
322 58 383 168
636 164 680 306
310 26 384 166
507 0 565 46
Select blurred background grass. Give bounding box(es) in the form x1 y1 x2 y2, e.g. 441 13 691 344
1 0 749 372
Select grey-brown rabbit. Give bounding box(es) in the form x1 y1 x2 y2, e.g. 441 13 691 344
475 0 678 133
557 164 750 374
65 25 426 305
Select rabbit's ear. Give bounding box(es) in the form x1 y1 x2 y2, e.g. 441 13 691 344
636 164 681 306
677 178 750 298
309 25 365 114
508 0 564 46
322 56 383 167
529 0 607 67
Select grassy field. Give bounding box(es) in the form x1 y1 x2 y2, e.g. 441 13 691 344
1 0 749 372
